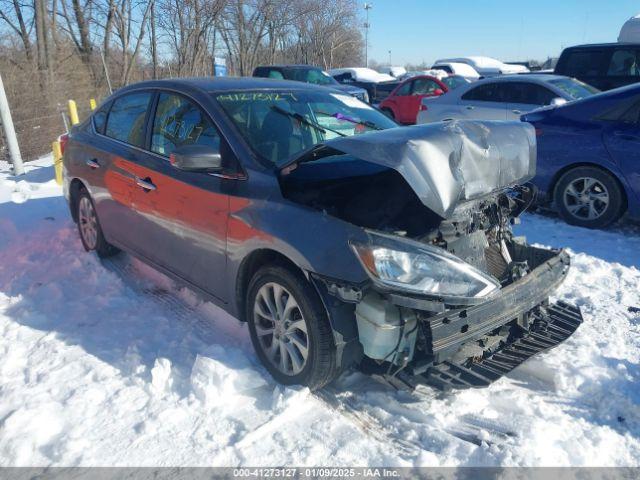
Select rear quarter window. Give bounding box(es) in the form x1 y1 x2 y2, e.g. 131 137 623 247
92 103 110 134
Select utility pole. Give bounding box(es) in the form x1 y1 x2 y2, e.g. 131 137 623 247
98 47 113 94
0 72 24 176
364 3 372 68
388 50 392 66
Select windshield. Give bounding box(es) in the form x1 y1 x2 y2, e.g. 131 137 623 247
441 76 469 90
548 78 599 100
287 68 337 86
216 90 397 166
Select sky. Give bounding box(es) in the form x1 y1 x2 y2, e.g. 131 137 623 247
365 0 639 66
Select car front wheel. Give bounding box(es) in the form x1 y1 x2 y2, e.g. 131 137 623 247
554 166 624 228
246 265 340 390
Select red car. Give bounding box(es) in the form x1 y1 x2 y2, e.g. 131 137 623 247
380 75 466 124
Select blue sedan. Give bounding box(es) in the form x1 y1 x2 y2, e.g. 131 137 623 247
522 83 640 228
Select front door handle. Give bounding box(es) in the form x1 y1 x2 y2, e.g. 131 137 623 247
466 105 474 110
135 177 156 192
512 109 522 114
86 159 100 169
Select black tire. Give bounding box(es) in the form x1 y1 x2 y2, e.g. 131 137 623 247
246 264 340 390
554 166 624 229
76 188 119 258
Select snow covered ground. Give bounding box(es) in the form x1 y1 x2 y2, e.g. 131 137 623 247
1 157 640 467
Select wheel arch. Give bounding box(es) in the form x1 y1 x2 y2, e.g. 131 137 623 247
235 248 305 323
550 162 629 215
235 247 363 370
69 178 89 223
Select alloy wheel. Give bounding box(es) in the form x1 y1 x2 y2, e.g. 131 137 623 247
78 196 98 249
253 282 309 376
563 177 610 221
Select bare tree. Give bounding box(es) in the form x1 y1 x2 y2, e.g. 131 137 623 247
110 0 154 85
157 0 225 76
0 0 35 63
34 0 52 83
217 0 278 76
149 0 157 78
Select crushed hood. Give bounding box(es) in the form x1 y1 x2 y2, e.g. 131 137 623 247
285 120 536 218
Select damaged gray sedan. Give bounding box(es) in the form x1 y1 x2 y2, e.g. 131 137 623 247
63 78 582 391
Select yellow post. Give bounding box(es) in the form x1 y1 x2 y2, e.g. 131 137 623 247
90 98 97 110
68 99 79 125
52 140 63 185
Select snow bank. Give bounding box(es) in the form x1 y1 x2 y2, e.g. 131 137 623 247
1 158 640 466
191 346 268 405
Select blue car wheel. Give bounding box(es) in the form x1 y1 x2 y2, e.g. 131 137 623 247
554 166 624 229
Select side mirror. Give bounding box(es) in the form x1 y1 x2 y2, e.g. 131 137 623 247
170 144 222 172
550 97 567 107
433 88 444 96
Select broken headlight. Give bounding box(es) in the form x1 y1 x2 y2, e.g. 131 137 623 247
351 231 500 302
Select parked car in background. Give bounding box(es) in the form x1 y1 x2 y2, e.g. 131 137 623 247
379 75 467 124
62 77 582 391
431 62 480 81
522 83 640 228
253 65 369 103
540 57 559 71
417 74 598 124
329 67 399 104
434 56 529 77
378 66 407 78
329 67 395 83
555 43 640 91
440 75 472 91
506 60 542 71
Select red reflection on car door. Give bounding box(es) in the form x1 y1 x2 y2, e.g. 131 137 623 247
125 159 230 301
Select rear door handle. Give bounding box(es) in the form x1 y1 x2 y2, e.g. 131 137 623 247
86 159 100 169
135 177 156 192
466 105 474 110
512 109 522 114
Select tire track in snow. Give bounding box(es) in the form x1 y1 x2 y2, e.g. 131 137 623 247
313 387 423 457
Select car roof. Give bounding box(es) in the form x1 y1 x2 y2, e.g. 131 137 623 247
255 64 324 70
562 42 640 49
400 74 443 83
477 73 568 83
436 57 504 68
114 77 331 95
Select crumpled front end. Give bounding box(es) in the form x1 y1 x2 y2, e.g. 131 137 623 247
280 121 582 390
296 119 537 218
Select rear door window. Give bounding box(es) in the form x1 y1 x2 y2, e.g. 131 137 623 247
596 97 640 124
563 50 608 77
105 92 152 147
462 83 502 102
502 82 557 105
151 93 221 157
